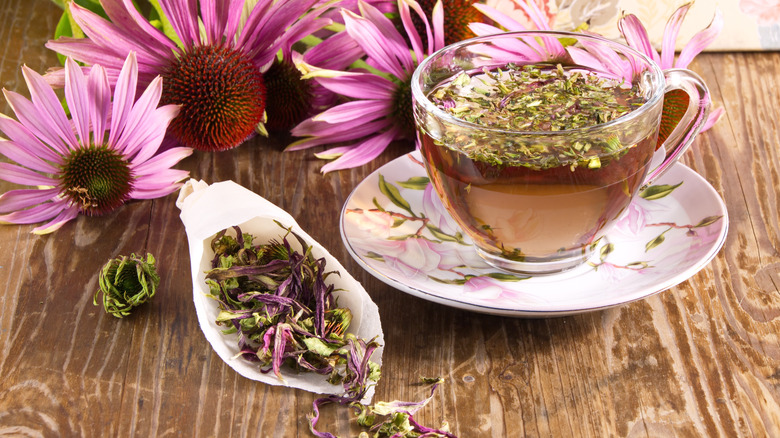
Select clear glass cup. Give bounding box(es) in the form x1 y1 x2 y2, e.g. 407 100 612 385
411 31 711 275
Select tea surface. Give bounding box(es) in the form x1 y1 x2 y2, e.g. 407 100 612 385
430 63 643 132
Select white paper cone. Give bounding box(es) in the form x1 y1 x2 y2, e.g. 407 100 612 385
177 179 384 402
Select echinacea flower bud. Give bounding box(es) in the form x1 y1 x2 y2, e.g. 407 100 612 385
94 253 160 318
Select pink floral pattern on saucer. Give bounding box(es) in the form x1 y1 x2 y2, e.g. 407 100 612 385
340 151 728 317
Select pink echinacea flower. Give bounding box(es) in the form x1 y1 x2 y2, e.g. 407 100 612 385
0 53 192 234
618 2 725 130
288 0 445 173
46 0 329 151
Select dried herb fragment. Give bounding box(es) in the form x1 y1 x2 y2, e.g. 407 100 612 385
428 63 645 170
94 253 160 318
309 373 456 438
205 224 379 387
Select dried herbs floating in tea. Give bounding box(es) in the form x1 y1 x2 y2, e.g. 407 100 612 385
94 253 160 318
431 63 643 132
426 63 647 171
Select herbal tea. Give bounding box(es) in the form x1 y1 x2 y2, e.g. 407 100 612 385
420 63 656 263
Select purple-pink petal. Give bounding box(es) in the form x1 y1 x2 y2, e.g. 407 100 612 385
3 90 68 155
314 72 396 99
0 188 61 214
431 0 445 51
108 53 139 148
87 64 111 145
312 100 391 124
660 3 692 69
320 127 399 173
68 3 170 66
0 140 60 174
101 0 178 59
342 6 410 79
291 117 390 140
130 147 192 175
240 0 318 64
675 9 724 69
126 104 180 165
618 14 660 64
0 200 68 225
0 163 58 187
129 180 186 200
701 107 725 132
398 0 426 62
32 205 79 234
158 0 200 47
45 38 127 80
0 115 62 163
468 22 506 36
472 4 529 32
302 32 363 70
22 65 79 149
64 58 91 143
113 75 164 155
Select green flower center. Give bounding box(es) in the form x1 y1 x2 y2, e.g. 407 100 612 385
263 58 314 133
162 44 266 151
60 145 132 216
393 78 416 139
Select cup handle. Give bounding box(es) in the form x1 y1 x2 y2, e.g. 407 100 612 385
643 68 711 184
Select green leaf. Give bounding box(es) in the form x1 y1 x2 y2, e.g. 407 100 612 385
302 337 339 357
397 176 430 190
484 272 529 281
378 174 414 215
626 261 650 269
427 225 460 243
391 218 406 228
386 234 417 241
216 310 238 322
599 243 614 262
429 276 467 285
371 197 386 212
645 228 671 251
693 215 723 228
640 182 683 200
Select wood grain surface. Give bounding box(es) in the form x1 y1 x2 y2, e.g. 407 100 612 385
1 0 779 436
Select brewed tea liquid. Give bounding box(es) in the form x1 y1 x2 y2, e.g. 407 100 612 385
421 64 656 261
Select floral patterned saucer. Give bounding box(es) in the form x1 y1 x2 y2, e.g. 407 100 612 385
340 151 728 317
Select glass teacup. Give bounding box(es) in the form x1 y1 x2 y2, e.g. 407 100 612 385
411 31 711 275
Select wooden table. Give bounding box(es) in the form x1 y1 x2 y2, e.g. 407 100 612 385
1 1 779 436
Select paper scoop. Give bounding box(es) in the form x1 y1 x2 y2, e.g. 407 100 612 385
176 179 384 402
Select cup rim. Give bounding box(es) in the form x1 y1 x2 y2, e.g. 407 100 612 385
411 30 666 136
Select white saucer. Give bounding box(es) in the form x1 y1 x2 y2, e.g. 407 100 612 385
340 151 728 317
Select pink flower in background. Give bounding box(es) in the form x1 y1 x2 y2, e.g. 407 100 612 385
740 0 780 25
288 0 445 173
46 0 328 151
618 3 725 131
0 54 191 234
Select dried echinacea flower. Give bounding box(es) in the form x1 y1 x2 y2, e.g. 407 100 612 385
94 253 160 318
